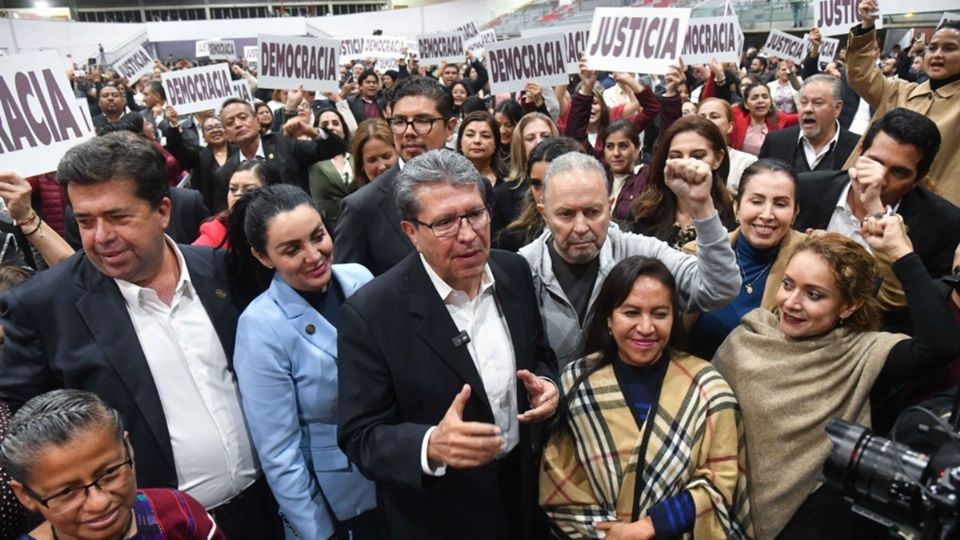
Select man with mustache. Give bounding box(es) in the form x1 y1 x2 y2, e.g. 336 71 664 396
519 152 741 368
758 74 860 172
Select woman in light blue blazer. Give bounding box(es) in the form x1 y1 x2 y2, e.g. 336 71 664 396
233 185 378 539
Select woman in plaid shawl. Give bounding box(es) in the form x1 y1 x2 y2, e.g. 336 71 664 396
540 256 752 539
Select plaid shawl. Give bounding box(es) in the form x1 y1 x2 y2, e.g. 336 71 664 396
540 353 753 540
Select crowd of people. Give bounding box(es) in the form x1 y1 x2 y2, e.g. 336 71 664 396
1 1 960 539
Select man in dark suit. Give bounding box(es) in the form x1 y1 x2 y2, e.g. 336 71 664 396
0 133 281 540
338 150 559 540
91 83 144 135
759 74 860 173
795 108 960 279
345 68 387 123
212 98 345 214
334 76 458 276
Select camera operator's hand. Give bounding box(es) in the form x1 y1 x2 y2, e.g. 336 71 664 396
862 213 914 262
578 55 597 96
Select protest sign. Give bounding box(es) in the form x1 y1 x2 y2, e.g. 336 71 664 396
0 51 91 177
232 80 253 104
417 32 465 65
112 46 154 83
457 21 480 41
465 29 497 55
76 98 94 135
940 12 960 26
486 34 569 94
340 37 364 62
816 0 883 36
161 63 234 115
362 35 407 59
761 29 807 65
195 40 209 58
244 46 259 64
207 40 237 61
258 35 340 93
585 7 691 74
680 15 744 65
818 35 840 64
523 24 590 73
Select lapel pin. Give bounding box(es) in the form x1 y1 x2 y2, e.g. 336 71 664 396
214 289 227 299
305 324 316 335
268 153 275 160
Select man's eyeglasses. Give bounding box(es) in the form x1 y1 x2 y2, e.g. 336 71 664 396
22 440 134 514
409 207 490 238
389 116 445 136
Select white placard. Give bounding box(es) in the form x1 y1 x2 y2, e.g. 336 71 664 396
465 29 497 55
0 51 91 177
761 29 808 65
244 46 259 63
681 15 744 65
161 63 235 115
207 40 237 61
585 7 692 75
195 40 209 58
76 98 94 136
940 12 960 27
815 0 884 36
340 37 365 62
486 34 569 94
362 35 407 59
523 24 590 73
257 35 340 93
417 32 465 65
232 80 253 104
819 36 840 64
456 21 480 41
112 46 154 83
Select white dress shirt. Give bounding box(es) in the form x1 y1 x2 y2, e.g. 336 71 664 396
115 240 259 508
826 182 900 252
799 120 841 170
417 255 518 476
238 139 266 163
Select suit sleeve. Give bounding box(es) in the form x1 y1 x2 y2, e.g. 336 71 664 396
234 312 333 539
0 289 53 410
337 301 433 489
333 194 370 268
180 189 209 243
290 130 348 171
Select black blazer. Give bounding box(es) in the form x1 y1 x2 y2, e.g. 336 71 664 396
0 246 240 490
333 164 414 276
758 125 860 173
345 93 386 124
63 187 210 250
212 131 346 214
337 250 557 540
795 170 960 277
163 124 235 212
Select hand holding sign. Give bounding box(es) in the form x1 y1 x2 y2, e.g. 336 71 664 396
164 105 179 129
0 173 36 223
665 158 715 216
578 56 597 95
663 59 685 97
522 82 545 107
860 0 878 28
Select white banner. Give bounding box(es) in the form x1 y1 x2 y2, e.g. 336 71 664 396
486 34 569 94
815 0 883 36
244 46 259 63
257 35 340 93
161 63 235 115
340 37 365 62
585 7 692 75
195 40 209 58
465 29 498 55
207 40 237 61
417 32 465 65
232 80 253 104
0 52 91 177
112 46 154 83
362 35 407 59
761 29 807 65
523 24 590 73
456 21 480 41
76 98 94 136
680 15 744 65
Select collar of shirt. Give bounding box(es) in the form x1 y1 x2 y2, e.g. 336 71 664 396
115 237 193 308
419 253 495 304
835 179 903 215
799 120 841 168
239 139 265 163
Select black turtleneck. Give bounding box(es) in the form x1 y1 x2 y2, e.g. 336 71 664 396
930 72 960 92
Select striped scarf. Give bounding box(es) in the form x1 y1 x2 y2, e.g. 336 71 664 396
540 353 753 539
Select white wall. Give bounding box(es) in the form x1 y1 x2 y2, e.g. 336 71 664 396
145 17 307 42
1 19 144 64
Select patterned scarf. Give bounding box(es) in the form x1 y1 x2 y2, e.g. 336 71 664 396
540 353 753 539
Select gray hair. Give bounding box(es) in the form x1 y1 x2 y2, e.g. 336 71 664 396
395 150 487 221
0 390 123 483
801 74 843 103
542 152 609 205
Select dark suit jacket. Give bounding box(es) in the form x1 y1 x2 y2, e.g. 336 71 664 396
337 250 557 540
308 158 358 235
758 124 860 173
163 124 235 212
212 131 346 214
333 164 414 276
795 170 960 277
63 187 210 250
0 246 240 490
345 94 386 124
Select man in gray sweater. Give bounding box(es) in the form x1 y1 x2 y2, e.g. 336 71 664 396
519 153 741 368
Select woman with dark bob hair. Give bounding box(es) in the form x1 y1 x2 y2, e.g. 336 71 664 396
0 389 226 540
540 256 752 539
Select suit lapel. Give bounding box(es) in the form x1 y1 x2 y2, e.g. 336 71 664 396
181 247 238 364
405 257 493 417
73 259 176 472
376 166 415 247
269 274 337 354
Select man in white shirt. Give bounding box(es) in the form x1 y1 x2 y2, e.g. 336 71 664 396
337 150 558 540
0 133 282 539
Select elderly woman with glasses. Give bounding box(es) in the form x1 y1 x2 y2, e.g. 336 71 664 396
0 389 226 540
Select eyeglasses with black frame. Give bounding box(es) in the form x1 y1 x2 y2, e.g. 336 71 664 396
389 116 445 136
22 439 134 514
409 206 490 238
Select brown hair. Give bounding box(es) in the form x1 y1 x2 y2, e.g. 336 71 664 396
736 158 799 204
457 111 505 179
507 112 558 182
350 118 395 187
787 234 882 332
